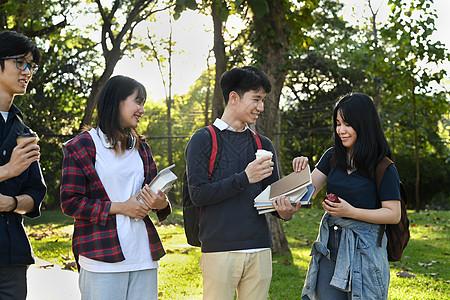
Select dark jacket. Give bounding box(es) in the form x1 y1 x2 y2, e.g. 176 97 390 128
0 105 47 267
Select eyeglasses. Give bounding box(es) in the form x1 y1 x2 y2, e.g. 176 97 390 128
0 56 39 75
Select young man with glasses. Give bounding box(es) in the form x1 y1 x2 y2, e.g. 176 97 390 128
0 31 46 300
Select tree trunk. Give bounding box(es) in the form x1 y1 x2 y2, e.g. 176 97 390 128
412 77 420 211
211 2 227 122
253 0 290 255
167 16 173 166
79 0 157 129
80 59 119 129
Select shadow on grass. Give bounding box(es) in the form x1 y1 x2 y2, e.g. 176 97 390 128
23 208 74 228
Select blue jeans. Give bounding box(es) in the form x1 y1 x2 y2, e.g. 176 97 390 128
79 268 158 300
316 225 350 300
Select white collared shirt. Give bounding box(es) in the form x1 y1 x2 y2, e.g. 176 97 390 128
213 118 250 132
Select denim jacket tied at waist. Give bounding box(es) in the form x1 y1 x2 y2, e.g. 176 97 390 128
302 214 390 300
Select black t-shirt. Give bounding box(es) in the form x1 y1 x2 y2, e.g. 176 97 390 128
316 148 401 209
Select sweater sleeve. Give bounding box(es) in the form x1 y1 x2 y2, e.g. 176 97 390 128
185 129 251 207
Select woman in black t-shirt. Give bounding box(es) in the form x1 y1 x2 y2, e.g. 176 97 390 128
292 93 401 300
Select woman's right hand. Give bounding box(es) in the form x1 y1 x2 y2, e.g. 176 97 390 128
292 156 309 172
109 195 151 219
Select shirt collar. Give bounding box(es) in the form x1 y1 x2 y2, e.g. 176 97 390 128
213 118 250 132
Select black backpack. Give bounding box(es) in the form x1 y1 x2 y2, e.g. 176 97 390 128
182 125 262 247
375 157 410 262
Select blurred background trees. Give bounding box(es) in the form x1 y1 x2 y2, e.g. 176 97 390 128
1 0 448 213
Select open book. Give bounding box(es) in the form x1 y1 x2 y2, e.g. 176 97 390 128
253 165 315 214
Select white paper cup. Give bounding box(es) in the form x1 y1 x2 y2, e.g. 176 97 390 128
255 149 273 164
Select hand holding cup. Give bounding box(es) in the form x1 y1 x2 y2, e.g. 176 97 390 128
16 132 39 145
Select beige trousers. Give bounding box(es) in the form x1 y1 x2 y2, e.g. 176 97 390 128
200 249 272 300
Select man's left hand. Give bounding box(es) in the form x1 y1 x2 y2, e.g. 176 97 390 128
273 195 301 220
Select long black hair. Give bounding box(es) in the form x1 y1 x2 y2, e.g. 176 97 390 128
96 75 146 152
333 93 391 179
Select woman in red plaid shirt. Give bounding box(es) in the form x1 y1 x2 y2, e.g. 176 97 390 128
61 75 171 300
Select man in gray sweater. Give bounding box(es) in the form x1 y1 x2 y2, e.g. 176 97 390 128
185 66 299 300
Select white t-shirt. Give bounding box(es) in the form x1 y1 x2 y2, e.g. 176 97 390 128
78 128 158 272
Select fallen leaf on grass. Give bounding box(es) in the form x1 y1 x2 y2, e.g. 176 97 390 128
295 242 310 247
181 249 190 254
425 273 438 276
61 252 71 260
401 266 413 271
283 259 291 266
63 261 77 270
396 271 416 278
38 263 54 269
418 261 437 267
418 262 433 267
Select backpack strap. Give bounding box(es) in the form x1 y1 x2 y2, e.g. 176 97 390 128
249 129 262 150
205 126 262 181
375 157 394 189
375 157 394 247
205 125 221 182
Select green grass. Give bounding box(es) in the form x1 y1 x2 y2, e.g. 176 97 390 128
24 208 449 299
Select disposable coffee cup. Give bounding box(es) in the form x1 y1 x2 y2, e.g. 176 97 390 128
255 149 273 164
16 132 39 145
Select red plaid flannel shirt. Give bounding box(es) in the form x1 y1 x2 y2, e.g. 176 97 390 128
60 132 170 263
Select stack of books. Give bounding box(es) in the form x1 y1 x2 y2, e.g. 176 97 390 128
253 165 315 214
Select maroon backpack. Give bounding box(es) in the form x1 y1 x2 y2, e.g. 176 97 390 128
375 157 410 262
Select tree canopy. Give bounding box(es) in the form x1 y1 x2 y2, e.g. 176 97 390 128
1 0 448 212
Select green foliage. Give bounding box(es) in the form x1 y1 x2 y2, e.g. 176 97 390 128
174 0 198 19
1 0 447 210
279 0 449 208
246 0 269 18
394 154 450 210
139 69 213 204
1 0 100 208
25 208 450 299
280 0 365 172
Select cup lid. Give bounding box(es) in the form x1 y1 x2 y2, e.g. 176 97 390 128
255 149 273 156
17 132 37 138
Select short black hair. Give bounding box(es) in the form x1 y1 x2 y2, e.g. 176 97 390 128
333 92 391 179
220 66 272 104
96 75 146 152
0 31 41 72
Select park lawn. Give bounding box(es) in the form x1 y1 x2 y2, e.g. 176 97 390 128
24 208 449 300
